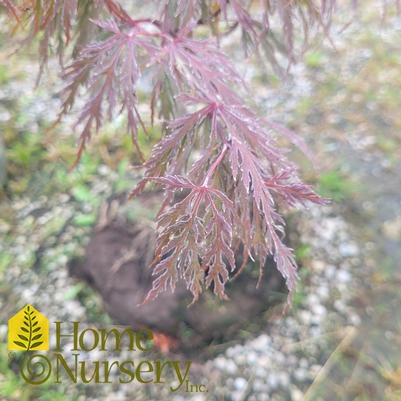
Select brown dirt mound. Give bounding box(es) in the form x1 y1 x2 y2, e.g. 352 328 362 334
68 195 287 358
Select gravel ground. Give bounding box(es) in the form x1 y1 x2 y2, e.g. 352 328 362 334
0 186 361 401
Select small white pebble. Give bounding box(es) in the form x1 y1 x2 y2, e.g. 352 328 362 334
233 377 248 391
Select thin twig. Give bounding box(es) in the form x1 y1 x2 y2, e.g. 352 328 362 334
301 326 357 401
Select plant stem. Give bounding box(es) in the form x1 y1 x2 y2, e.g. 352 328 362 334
202 143 229 187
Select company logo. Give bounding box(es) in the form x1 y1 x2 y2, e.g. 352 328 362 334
7 305 207 393
8 304 49 351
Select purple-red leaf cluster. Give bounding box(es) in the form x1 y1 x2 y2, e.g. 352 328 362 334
0 0 344 305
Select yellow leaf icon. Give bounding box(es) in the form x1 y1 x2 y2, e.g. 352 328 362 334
8 304 49 351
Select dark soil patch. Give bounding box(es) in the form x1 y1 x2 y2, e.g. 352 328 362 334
68 195 288 360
